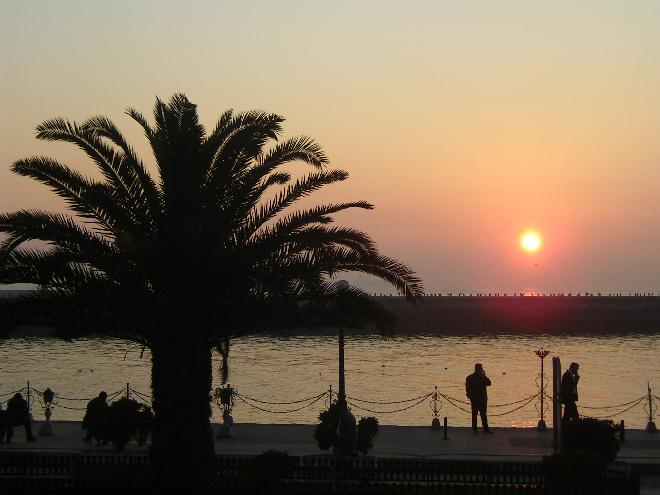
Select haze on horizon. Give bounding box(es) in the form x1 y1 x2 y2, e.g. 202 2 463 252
1 0 659 294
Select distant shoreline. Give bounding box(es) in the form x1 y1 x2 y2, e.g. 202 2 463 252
2 291 659 336
370 295 660 334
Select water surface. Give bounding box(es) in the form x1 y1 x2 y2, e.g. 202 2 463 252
1 334 658 428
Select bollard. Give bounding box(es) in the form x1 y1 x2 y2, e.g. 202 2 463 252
443 417 448 440
619 420 625 442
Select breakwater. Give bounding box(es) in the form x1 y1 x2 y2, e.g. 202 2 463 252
370 296 660 334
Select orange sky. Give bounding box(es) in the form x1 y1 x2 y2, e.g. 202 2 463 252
1 1 659 293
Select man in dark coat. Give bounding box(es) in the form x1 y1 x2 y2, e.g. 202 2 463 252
466 363 493 433
82 391 109 445
6 393 36 442
560 362 580 424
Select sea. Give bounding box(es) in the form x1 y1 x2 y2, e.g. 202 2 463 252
1 333 658 428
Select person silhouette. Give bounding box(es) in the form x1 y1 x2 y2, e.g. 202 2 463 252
466 363 492 433
6 393 36 442
560 362 580 424
82 391 109 445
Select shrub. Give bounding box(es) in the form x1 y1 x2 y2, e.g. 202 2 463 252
314 403 339 451
105 398 153 449
314 405 378 455
356 417 379 455
544 417 621 492
563 417 620 463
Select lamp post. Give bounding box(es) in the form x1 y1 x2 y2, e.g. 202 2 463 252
338 326 347 410
535 348 550 431
335 280 356 454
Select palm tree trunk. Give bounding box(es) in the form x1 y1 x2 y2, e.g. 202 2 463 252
150 338 216 487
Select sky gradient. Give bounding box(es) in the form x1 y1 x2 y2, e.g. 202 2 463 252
1 1 659 293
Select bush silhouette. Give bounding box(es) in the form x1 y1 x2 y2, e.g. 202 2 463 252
563 417 620 463
356 416 379 455
314 403 339 451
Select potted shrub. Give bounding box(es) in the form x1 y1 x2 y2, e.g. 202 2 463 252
356 417 379 455
314 404 379 456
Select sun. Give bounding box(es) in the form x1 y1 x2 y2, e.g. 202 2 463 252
520 230 542 253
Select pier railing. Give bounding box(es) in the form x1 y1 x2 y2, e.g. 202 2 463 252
2 379 656 434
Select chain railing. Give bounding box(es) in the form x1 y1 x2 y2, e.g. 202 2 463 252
3 380 656 432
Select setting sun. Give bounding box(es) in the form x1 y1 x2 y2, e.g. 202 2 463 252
520 230 542 253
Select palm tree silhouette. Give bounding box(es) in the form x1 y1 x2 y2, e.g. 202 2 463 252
0 94 423 484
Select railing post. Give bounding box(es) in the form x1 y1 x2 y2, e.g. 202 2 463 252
646 382 657 433
431 386 441 430
443 417 448 440
39 388 55 436
27 380 31 416
535 348 549 431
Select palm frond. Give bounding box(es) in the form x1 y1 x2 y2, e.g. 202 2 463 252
0 210 117 261
35 118 146 212
11 157 115 233
81 115 161 220
249 170 349 232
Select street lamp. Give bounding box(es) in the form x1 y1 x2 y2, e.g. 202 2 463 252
335 280 356 454
535 348 550 431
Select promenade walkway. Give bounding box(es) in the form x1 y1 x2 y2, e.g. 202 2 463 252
2 422 659 493
1 420 658 465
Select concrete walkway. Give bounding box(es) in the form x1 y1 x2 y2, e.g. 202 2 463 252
1 420 658 465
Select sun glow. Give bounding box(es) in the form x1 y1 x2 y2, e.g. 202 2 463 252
520 230 542 253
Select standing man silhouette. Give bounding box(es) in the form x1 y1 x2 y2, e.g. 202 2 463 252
466 363 492 433
560 362 580 424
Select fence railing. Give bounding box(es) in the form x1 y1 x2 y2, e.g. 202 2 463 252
2 379 656 432
0 452 640 494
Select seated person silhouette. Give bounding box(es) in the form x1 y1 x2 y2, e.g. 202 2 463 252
82 391 109 445
5 393 36 442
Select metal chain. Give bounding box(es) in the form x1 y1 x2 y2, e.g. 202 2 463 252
592 397 647 419
235 391 325 405
442 395 472 414
234 392 326 414
346 393 432 405
489 394 539 417
345 394 432 415
130 389 153 403
579 396 647 410
440 393 537 408
0 387 27 398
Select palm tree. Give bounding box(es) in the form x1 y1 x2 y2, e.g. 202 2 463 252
0 94 423 485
